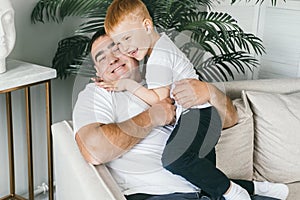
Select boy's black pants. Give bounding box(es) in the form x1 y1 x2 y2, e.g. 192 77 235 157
162 107 254 199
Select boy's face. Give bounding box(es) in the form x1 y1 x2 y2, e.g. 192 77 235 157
109 18 152 61
91 35 139 82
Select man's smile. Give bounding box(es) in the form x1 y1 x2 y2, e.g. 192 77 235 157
111 64 126 73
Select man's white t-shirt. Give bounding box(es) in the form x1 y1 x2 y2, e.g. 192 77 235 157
73 83 198 195
146 33 211 112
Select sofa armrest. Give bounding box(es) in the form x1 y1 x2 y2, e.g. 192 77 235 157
52 120 126 200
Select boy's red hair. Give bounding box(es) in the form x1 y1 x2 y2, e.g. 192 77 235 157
104 0 152 34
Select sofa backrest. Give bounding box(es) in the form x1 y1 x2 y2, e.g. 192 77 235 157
214 77 300 192
213 78 300 99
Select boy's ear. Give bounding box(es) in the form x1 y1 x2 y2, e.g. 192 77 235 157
143 18 152 32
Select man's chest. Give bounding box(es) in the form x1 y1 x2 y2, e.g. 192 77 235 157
112 92 149 123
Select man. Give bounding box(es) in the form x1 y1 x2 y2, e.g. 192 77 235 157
73 27 235 198
73 29 287 200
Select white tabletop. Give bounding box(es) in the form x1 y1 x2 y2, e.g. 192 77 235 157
0 59 57 92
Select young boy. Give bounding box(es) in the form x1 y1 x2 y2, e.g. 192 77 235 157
97 0 289 199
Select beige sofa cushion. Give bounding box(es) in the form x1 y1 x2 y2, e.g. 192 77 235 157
287 182 300 200
216 91 254 180
245 91 300 183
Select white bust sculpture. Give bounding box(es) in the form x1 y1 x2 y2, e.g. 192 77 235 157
0 0 16 74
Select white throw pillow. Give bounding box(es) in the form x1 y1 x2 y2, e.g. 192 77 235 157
246 91 300 183
216 91 254 180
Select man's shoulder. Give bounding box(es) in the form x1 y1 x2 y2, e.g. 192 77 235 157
82 82 100 93
78 83 111 99
73 83 114 134
74 83 115 113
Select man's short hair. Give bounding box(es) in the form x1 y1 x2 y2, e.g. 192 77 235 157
104 0 152 34
88 26 106 52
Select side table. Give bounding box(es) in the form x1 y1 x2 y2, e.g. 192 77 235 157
0 59 57 200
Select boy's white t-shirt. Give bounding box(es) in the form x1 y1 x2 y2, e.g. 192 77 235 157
145 33 211 111
73 83 198 195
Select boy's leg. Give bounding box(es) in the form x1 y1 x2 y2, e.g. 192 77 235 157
231 179 254 195
125 193 153 200
165 151 230 198
205 147 216 165
126 192 213 200
251 195 279 200
163 107 230 198
146 192 212 200
163 107 221 167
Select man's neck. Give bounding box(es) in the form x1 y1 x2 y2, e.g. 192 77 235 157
132 69 142 83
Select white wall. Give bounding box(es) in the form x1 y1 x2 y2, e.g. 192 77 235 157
0 0 80 198
212 0 300 79
258 0 300 78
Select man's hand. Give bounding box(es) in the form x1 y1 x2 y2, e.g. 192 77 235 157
173 78 238 128
149 97 176 127
172 79 210 109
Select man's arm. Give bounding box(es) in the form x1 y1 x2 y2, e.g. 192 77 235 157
207 83 238 128
75 98 176 165
172 79 238 129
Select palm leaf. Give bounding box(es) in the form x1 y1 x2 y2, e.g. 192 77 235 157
31 0 271 80
231 0 285 6
52 35 90 79
182 12 265 57
67 57 95 77
76 13 106 34
31 0 110 23
197 52 258 81
31 0 61 23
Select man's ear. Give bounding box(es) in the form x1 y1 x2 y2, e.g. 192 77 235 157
143 18 152 32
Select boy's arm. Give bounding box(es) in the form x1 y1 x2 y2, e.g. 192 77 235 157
96 78 170 105
119 79 170 105
133 84 170 106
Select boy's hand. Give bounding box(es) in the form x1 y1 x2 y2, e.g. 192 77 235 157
172 79 210 108
94 79 130 92
94 80 118 91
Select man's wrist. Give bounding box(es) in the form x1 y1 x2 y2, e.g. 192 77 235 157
207 83 216 103
117 109 154 139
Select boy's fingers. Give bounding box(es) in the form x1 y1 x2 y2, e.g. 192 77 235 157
92 77 103 82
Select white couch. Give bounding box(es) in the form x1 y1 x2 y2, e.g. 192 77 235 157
52 78 300 200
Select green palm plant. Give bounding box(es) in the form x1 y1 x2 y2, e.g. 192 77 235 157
31 0 275 80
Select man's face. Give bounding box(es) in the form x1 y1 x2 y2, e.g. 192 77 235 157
0 0 16 59
109 18 151 61
91 35 139 82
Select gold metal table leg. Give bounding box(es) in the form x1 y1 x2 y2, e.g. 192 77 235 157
1 80 54 200
6 92 15 196
45 81 54 200
1 194 27 200
25 87 34 200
